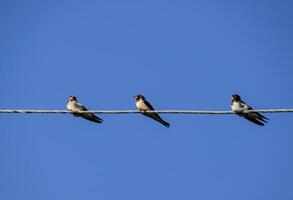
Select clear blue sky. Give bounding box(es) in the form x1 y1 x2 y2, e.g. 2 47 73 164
1 0 292 199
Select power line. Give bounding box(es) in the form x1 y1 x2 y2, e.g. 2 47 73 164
0 109 292 114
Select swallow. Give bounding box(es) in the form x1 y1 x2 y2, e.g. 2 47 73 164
134 95 170 128
66 96 103 123
231 94 268 126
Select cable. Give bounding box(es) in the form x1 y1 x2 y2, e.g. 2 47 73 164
0 109 292 114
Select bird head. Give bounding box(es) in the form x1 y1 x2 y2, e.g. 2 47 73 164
231 94 241 102
68 96 77 102
134 95 145 102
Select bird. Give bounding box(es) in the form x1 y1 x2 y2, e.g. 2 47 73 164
66 96 103 123
134 95 170 128
231 94 268 126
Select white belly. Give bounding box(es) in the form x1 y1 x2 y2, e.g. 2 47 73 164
67 101 81 112
231 102 244 112
136 100 149 110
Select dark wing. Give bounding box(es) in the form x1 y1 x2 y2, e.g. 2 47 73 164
142 112 170 128
142 100 170 127
79 104 103 123
144 100 155 110
79 104 88 111
80 113 103 123
244 115 265 126
246 105 269 123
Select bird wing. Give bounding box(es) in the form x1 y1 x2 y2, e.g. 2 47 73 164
144 100 155 110
80 113 103 123
77 103 103 123
244 115 265 126
75 103 87 111
246 104 269 122
141 100 170 127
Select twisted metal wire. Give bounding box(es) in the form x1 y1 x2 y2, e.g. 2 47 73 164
0 109 292 114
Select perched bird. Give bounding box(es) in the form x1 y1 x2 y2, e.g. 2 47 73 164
231 94 268 126
66 96 103 123
134 95 170 128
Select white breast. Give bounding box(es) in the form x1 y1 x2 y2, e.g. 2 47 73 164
67 101 82 112
231 101 244 112
136 99 149 110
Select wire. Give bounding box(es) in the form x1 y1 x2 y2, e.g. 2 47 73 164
0 109 292 114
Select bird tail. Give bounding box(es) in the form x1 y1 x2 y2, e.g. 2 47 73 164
145 113 170 128
82 113 103 123
88 116 103 123
255 113 269 123
249 112 269 125
244 116 265 126
161 120 170 128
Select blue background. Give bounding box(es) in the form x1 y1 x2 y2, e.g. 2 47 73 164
1 0 292 199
